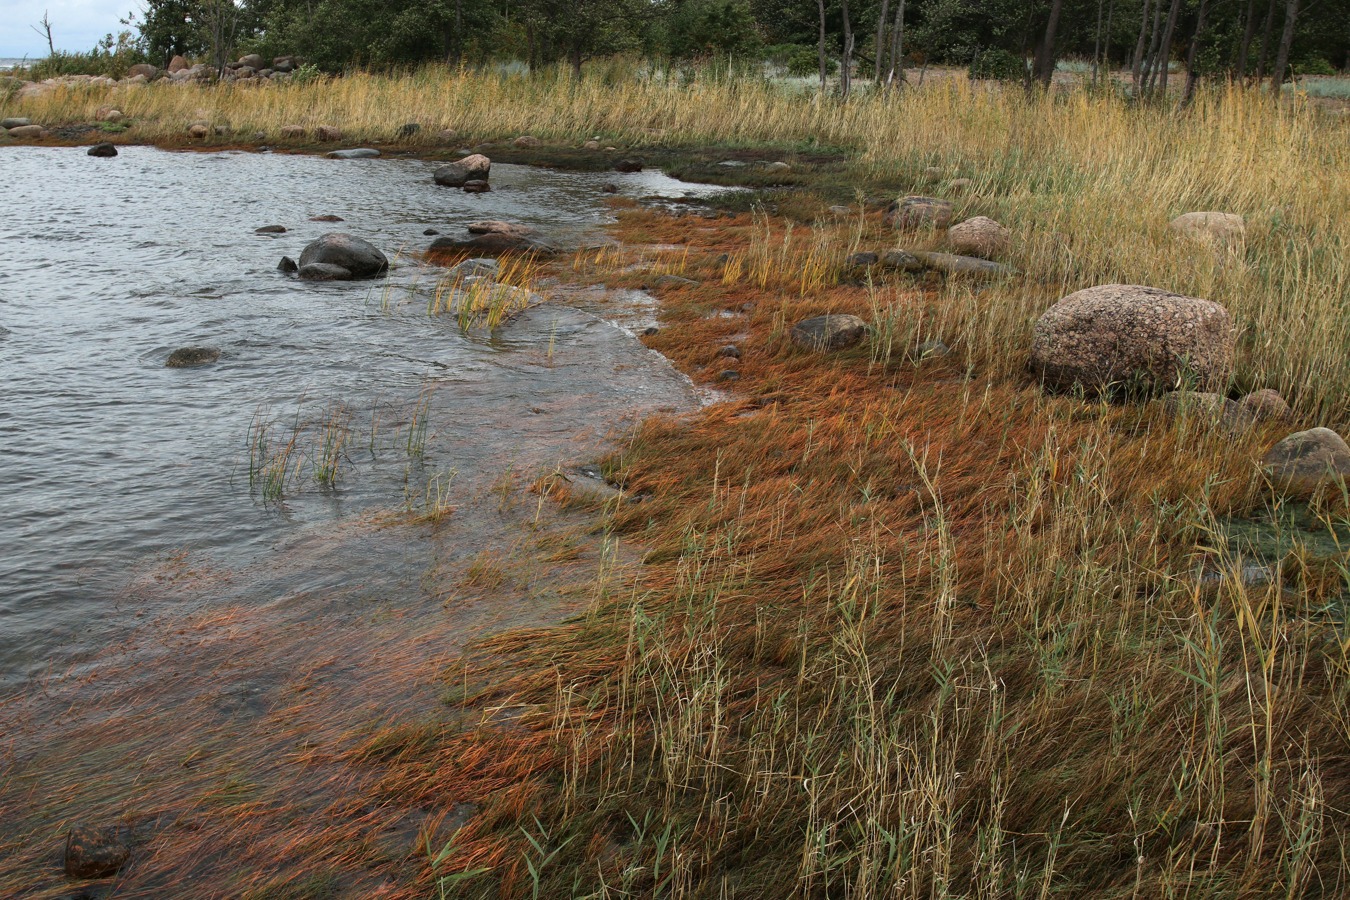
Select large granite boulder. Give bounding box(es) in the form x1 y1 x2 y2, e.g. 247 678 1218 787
1029 284 1234 394
947 216 1011 259
298 233 389 278
434 154 491 187
1263 428 1350 493
790 314 868 352
127 63 158 79
238 53 266 70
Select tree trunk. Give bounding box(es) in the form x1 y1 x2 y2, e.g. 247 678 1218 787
1269 0 1301 98
1092 0 1105 85
1182 0 1211 104
1235 0 1259 79
1033 0 1066 88
1103 0 1116 75
1141 0 1167 93
887 0 906 84
1255 0 1277 80
840 0 853 97
1155 0 1183 96
872 0 890 85
817 0 828 94
1131 0 1155 87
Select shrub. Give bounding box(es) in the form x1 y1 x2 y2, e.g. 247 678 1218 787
1294 57 1337 77
969 48 1026 82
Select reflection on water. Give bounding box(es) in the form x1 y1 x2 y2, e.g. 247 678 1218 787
0 146 713 684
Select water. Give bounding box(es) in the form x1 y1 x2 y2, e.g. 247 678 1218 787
0 145 718 686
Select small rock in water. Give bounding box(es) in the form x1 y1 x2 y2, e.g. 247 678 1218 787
602 183 619 194
718 345 741 359
433 154 491 187
166 346 221 368
310 214 344 222
462 180 491 193
87 142 117 157
423 228 440 236
299 233 388 277
467 220 535 236
614 158 643 173
277 256 298 273
791 314 869 352
255 225 287 234
447 258 499 279
64 824 132 878
325 148 380 159
299 263 353 281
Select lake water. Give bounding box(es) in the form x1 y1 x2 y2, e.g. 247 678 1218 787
0 146 716 687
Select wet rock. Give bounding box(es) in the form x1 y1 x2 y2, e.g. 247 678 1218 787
602 183 619 194
791 314 868 352
315 125 342 142
447 258 499 279
467 220 534 236
434 154 491 187
280 124 305 138
255 225 287 234
326 148 380 159
2 117 32 129
423 228 440 236
298 234 388 278
165 346 221 368
513 134 542 148
1263 428 1350 492
614 157 643 173
462 180 491 193
187 123 209 139
277 256 298 273
399 122 421 138
1170 211 1245 249
1239 388 1291 421
309 214 343 222
87 142 117 158
947 216 1010 259
718 345 741 359
64 825 131 878
299 263 353 281
886 195 954 230
428 233 558 258
642 326 659 336
1030 285 1234 394
8 125 46 139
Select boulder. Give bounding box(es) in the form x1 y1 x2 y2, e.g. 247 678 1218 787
427 232 558 258
166 346 221 367
238 53 265 70
886 196 954 230
255 225 287 234
280 124 305 138
168 55 189 73
64 825 131 878
513 134 541 148
790 314 869 352
315 125 341 142
309 214 343 222
1029 285 1234 394
947 216 1010 259
1169 212 1245 248
299 263 353 281
233 66 256 79
614 158 643 173
7 125 45 139
1159 391 1253 430
96 107 124 122
129 64 159 81
447 258 499 279
2 117 31 129
1239 388 1291 421
582 140 602 150
87 142 118 157
187 123 209 139
1263 428 1350 492
257 69 273 78
467 220 534 236
277 256 298 273
436 128 457 142
298 233 389 278
434 154 491 187
326 148 380 159
272 56 296 73
462 180 491 194
905 251 1015 279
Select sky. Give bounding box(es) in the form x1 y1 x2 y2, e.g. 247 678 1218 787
1 0 135 59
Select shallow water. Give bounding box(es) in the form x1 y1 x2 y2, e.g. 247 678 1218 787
0 145 715 686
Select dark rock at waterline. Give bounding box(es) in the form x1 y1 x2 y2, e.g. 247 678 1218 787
299 263 354 281
602 183 619 194
642 326 659 336
256 225 287 234
462 180 491 193
326 148 381 159
309 214 344 222
87 142 117 157
424 228 440 235
718 345 741 359
64 825 132 878
433 154 491 187
298 233 389 278
166 346 221 368
614 158 643 173
277 256 298 273
791 314 868 352
427 232 559 258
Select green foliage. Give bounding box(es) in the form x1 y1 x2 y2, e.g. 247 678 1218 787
765 43 835 77
661 0 762 58
970 47 1027 81
1294 57 1337 77
27 31 148 79
290 63 322 84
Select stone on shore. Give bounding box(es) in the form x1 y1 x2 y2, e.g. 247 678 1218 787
427 232 559 257
326 148 380 159
434 154 491 187
2 117 32 129
166 346 221 368
87 142 118 157
791 314 869 352
1239 388 1291 421
316 125 342 142
280 124 305 138
187 123 209 139
467 220 534 236
64 825 132 878
1029 284 1234 394
298 233 389 278
7 125 45 139
1263 428 1350 492
947 216 1010 259
513 135 541 148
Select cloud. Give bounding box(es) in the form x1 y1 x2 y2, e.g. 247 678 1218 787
1 0 139 59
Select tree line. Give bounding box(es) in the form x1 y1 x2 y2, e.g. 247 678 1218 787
110 0 1350 86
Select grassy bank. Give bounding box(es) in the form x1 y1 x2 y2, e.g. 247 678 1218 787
5 68 1350 896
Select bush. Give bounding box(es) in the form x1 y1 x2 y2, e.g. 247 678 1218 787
969 48 1026 82
766 44 835 78
1294 57 1337 77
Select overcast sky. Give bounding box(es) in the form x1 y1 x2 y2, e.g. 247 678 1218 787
2 0 135 59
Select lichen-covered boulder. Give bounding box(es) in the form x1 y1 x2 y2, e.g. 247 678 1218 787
1263 428 1350 492
1029 284 1234 394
